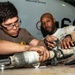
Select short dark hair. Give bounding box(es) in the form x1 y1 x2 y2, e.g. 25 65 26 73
0 1 18 25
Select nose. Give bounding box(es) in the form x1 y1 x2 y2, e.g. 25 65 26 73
45 22 48 27
13 25 17 30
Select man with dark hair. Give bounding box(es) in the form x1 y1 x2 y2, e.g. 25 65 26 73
0 2 58 62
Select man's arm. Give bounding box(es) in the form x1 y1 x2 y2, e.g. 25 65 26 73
29 35 57 48
57 26 75 49
0 40 50 62
71 32 75 42
0 40 30 54
60 34 74 49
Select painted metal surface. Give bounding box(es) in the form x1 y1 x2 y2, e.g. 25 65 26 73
0 0 75 39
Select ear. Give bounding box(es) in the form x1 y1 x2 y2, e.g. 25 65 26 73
0 25 2 29
53 18 56 23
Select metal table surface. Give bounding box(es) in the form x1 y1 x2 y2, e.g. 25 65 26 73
0 65 75 75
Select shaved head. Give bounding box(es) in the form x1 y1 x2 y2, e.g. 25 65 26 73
40 13 54 22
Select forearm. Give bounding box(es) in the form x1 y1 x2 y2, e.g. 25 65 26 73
0 40 30 54
37 40 47 48
70 32 75 42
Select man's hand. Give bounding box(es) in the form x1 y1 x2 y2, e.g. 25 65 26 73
28 46 50 62
60 35 74 49
44 35 58 49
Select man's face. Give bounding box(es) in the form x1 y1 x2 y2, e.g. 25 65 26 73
1 17 20 37
41 15 56 34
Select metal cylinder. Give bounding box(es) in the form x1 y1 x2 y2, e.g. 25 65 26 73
9 47 74 67
10 51 39 67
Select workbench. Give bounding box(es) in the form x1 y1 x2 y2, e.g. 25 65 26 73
0 65 75 75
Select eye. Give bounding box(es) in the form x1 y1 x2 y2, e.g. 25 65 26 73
42 22 45 25
5 24 11 27
47 19 50 22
